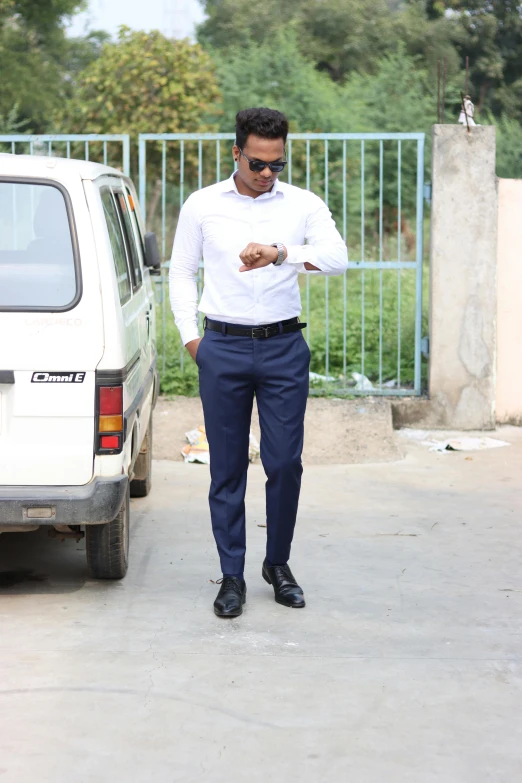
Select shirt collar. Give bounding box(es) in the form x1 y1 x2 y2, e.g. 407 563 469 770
221 173 283 199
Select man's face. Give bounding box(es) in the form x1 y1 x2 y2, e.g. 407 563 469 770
232 134 286 195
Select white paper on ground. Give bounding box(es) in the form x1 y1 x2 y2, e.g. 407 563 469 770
352 372 375 391
424 437 510 453
309 371 336 382
182 426 260 464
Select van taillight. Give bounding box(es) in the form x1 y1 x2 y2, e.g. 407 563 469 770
100 435 120 450
97 385 123 454
99 386 122 415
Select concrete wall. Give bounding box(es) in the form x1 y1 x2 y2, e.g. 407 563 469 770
428 125 498 429
496 178 522 424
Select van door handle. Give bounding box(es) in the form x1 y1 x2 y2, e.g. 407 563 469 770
0 371 15 384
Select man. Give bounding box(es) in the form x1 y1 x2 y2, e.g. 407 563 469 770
170 107 348 617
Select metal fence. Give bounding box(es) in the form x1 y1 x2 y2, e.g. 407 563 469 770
139 132 426 396
0 134 130 176
0 131 426 396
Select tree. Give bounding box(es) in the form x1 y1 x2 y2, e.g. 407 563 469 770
212 29 347 133
198 0 396 80
392 1 461 82
199 0 522 120
296 0 396 81
0 0 107 131
0 103 29 133
426 0 522 118
198 0 296 50
198 0 457 82
56 27 221 137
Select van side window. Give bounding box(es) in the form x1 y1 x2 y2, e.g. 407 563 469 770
114 190 142 290
101 189 131 305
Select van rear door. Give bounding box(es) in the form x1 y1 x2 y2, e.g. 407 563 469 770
0 174 104 486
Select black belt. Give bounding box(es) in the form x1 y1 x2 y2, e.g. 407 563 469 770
204 317 306 339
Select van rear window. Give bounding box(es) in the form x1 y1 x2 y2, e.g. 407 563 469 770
0 181 78 310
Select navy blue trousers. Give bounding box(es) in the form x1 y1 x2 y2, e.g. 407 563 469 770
197 325 310 576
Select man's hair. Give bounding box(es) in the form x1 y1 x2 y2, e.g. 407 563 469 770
235 108 289 150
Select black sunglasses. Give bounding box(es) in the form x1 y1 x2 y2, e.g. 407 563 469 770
238 148 287 173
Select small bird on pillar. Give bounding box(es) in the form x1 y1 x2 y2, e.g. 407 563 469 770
458 95 477 126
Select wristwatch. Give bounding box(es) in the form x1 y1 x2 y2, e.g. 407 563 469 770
271 242 285 266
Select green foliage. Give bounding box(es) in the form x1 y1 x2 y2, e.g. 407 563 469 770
297 0 397 81
212 30 346 133
305 270 421 385
200 0 423 83
10 0 85 37
0 103 29 133
198 0 296 51
199 0 522 122
157 304 200 396
0 0 14 19
491 114 522 178
0 0 105 131
392 2 460 80
431 1 522 118
55 27 221 137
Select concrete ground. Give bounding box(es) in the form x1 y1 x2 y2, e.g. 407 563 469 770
1 427 521 782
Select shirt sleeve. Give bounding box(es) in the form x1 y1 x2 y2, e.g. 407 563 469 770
284 193 348 275
169 194 202 346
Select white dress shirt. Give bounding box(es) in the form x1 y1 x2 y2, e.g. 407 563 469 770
169 173 348 345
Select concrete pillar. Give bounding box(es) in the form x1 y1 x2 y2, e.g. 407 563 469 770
496 179 522 424
429 125 498 429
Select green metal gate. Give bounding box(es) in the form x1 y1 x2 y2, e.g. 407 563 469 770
139 132 425 396
0 134 130 176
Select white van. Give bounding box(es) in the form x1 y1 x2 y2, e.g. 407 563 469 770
0 155 160 579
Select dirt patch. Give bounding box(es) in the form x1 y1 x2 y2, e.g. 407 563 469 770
153 396 402 465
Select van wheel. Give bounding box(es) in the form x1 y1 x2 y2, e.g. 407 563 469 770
130 415 153 498
86 484 129 579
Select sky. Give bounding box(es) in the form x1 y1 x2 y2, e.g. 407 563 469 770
67 0 206 41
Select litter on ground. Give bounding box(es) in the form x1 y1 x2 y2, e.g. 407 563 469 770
181 426 209 464
351 372 375 391
309 371 336 382
423 436 510 453
182 426 260 464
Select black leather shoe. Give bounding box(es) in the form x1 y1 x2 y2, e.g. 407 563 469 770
262 560 305 608
213 576 246 617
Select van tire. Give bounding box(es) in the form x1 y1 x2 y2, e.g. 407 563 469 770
86 484 130 579
130 415 152 498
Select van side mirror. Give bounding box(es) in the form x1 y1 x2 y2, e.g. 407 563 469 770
144 232 161 275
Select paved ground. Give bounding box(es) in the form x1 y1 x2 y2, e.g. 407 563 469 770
1 427 521 782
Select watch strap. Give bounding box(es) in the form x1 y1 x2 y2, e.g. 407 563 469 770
271 242 285 266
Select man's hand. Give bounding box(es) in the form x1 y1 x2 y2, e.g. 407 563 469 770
239 243 285 272
186 337 202 362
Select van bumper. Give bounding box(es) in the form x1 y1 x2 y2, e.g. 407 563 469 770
0 476 128 526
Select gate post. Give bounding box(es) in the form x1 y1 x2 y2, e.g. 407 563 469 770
428 124 498 429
